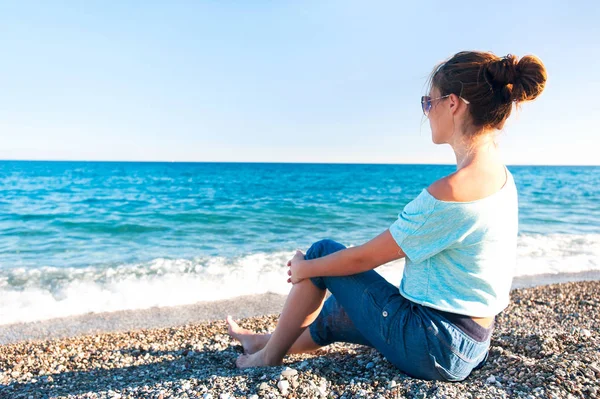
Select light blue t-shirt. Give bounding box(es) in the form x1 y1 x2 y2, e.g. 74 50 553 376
388 166 518 317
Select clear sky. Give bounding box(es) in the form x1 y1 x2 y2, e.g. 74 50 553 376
1 1 598 165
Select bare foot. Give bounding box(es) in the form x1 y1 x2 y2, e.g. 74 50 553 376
226 315 269 354
235 348 283 369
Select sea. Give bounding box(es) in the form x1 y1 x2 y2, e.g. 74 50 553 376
1 161 598 325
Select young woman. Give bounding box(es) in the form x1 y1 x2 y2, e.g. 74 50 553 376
226 50 547 381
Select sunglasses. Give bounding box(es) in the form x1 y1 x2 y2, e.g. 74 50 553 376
421 94 470 116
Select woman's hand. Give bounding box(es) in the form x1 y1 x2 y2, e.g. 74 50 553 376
287 249 307 284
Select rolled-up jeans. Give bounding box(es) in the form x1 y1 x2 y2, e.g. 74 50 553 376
306 238 490 382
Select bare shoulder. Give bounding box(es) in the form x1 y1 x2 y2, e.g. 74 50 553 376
427 165 507 202
427 174 460 201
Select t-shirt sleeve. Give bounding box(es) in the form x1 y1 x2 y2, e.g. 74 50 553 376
388 191 475 263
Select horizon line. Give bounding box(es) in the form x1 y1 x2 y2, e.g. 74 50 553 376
1 159 598 167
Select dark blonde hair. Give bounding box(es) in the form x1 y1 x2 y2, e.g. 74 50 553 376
429 51 547 132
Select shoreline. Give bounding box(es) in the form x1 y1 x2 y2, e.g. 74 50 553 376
2 270 600 346
0 280 598 398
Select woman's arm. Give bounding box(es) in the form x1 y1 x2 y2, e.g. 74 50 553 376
295 229 406 281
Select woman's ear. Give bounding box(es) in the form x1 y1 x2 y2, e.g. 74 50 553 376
448 94 460 115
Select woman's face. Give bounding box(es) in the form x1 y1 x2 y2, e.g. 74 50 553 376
427 86 454 144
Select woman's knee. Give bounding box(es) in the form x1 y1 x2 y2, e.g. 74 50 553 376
305 239 347 290
305 238 346 260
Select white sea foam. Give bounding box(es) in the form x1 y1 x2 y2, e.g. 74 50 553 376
1 233 599 325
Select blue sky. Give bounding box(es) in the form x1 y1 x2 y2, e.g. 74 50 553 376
1 1 598 165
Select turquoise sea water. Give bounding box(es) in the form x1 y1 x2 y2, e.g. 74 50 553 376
1 161 599 323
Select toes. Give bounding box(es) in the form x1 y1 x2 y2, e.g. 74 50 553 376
226 315 238 329
226 316 238 334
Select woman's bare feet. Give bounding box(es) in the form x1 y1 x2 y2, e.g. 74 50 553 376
226 315 270 354
235 348 283 369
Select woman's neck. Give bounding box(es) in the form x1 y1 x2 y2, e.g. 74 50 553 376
452 134 501 170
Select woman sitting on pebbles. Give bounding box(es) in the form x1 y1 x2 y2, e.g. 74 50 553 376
227 50 547 381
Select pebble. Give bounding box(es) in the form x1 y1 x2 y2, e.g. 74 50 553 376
258 382 269 391
277 379 290 394
580 328 592 337
298 360 309 369
280 367 298 378
317 386 327 397
486 375 496 384
366 362 375 369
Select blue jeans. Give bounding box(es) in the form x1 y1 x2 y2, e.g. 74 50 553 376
306 239 490 382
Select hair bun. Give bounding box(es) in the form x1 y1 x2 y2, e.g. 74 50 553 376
484 54 547 104
513 55 547 103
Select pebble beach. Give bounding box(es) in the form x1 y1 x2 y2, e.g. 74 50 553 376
1 280 599 399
